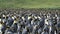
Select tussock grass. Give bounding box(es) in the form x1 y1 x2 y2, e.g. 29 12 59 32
0 0 60 8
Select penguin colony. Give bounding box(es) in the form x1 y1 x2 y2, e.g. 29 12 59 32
0 9 60 34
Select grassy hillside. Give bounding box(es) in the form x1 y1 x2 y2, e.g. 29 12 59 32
0 0 60 8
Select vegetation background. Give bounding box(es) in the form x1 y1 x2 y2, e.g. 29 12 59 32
0 0 60 8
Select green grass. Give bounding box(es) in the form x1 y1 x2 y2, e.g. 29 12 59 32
0 0 60 8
